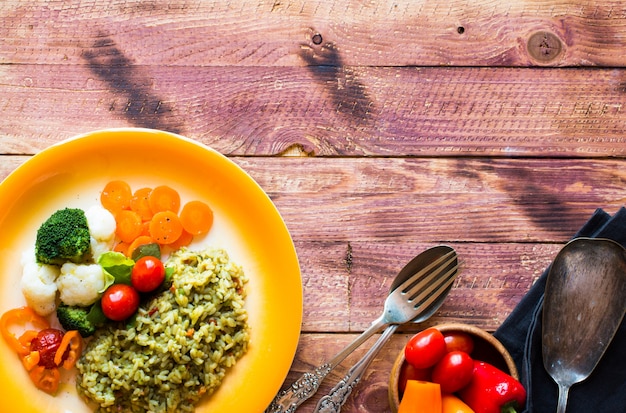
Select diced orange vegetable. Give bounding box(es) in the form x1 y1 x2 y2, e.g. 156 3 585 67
0 307 50 356
149 210 183 245
54 330 82 369
398 380 442 413
100 180 132 214
442 394 475 413
167 229 193 250
180 200 214 236
130 187 154 221
22 350 40 370
127 235 155 258
148 185 180 214
29 365 60 395
115 209 143 243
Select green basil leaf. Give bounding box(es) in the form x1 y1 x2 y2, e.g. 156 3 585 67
86 301 107 326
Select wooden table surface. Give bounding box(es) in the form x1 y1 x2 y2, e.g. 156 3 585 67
2 1 626 411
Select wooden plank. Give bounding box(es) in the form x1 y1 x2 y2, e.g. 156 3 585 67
238 157 626 243
3 0 626 67
1 65 626 157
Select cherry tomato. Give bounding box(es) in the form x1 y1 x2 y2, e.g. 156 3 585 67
443 331 475 354
101 284 140 321
398 362 432 395
131 256 166 293
30 328 66 368
404 327 447 369
431 350 474 393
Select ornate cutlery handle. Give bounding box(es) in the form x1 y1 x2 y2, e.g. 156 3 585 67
264 364 332 413
313 325 398 413
265 318 386 413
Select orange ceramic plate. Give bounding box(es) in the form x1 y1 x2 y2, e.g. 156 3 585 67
0 129 302 413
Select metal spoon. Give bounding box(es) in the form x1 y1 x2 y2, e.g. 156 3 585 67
542 238 626 413
314 258 457 413
265 245 458 413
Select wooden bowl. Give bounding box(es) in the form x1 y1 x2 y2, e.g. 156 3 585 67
388 323 518 413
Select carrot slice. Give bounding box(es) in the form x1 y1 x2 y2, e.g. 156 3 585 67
167 229 193 250
180 200 214 236
115 210 143 243
140 221 151 236
113 241 129 256
130 187 154 221
149 211 183 245
100 180 132 214
128 235 154 258
148 185 180 214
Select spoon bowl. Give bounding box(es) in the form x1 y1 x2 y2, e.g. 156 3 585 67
542 238 626 413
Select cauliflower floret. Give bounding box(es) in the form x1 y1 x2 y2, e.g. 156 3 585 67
90 236 114 262
85 205 116 242
21 259 60 316
56 263 105 306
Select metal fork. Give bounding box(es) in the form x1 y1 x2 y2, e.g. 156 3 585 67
314 251 459 412
266 246 458 413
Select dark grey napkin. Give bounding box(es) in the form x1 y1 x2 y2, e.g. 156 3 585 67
494 207 626 413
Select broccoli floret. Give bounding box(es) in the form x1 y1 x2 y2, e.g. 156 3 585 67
56 303 97 337
35 208 91 265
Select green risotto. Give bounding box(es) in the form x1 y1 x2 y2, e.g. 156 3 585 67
76 247 250 412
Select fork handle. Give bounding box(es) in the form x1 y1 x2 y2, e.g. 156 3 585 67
313 325 399 413
265 318 386 413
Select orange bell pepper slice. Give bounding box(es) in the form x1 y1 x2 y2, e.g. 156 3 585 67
442 393 475 413
54 330 82 369
0 307 50 355
29 365 61 395
398 380 442 413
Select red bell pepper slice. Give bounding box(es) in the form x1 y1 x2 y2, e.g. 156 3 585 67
457 361 526 413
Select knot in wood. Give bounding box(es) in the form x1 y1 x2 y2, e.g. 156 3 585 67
527 31 563 63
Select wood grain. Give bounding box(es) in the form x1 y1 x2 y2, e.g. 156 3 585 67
1 65 626 156
3 0 626 67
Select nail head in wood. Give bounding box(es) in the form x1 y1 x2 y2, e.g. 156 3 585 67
312 33 323 45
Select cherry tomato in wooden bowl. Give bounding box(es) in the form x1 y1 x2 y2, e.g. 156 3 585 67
431 350 475 393
388 323 518 413
443 330 475 354
404 327 447 369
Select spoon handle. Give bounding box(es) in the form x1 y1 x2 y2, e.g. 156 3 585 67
313 325 399 413
265 318 386 413
556 383 570 413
